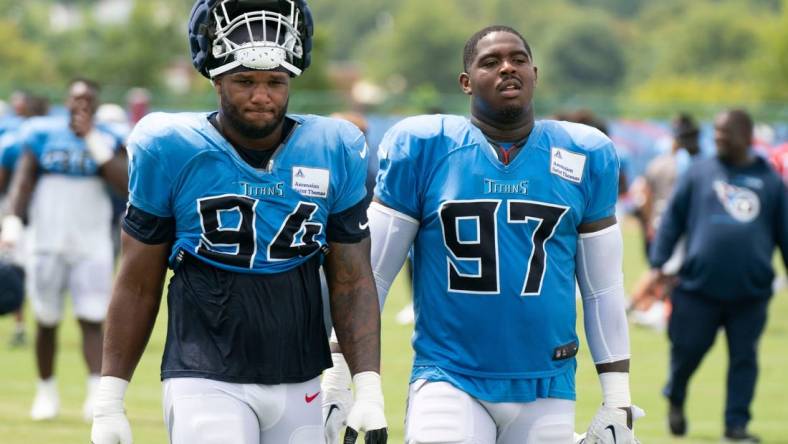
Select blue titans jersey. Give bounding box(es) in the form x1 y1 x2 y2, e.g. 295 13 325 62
127 112 368 274
0 115 23 138
0 131 22 172
19 116 122 176
0 115 25 171
376 115 619 402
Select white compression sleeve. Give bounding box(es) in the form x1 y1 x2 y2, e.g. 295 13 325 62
576 223 630 364
368 201 419 310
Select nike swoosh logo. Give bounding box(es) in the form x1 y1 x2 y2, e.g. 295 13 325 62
359 221 370 230
605 425 617 443
360 144 368 159
305 391 320 403
325 404 340 425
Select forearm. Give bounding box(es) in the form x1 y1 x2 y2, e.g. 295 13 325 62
5 152 37 219
98 154 129 199
576 222 631 367
101 232 168 380
101 280 162 380
326 238 381 375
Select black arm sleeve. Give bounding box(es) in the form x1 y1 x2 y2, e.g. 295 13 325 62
121 204 176 245
327 198 370 243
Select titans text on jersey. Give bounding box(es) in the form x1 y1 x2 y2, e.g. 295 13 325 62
375 115 619 402
124 112 369 383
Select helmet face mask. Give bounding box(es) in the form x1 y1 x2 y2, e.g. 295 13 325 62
189 0 313 79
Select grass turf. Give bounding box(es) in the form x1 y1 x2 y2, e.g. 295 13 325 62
0 219 785 443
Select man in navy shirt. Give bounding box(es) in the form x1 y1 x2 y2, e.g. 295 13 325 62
648 109 788 443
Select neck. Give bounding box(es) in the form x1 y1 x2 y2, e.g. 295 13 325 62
217 112 284 151
470 108 535 142
721 151 754 167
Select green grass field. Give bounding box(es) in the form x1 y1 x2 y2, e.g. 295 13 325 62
1 218 786 443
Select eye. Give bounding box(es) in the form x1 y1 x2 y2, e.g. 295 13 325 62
481 59 498 68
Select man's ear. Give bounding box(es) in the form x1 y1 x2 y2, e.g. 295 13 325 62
533 66 538 85
459 72 472 96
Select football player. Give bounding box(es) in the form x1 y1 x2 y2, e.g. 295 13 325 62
323 26 640 443
1 79 126 422
89 1 386 443
0 93 49 348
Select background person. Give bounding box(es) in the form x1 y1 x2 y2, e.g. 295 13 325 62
647 109 788 442
1 78 127 421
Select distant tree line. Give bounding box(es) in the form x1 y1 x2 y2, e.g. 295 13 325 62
1 0 786 118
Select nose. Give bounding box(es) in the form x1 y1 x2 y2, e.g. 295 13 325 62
249 83 271 105
499 58 517 74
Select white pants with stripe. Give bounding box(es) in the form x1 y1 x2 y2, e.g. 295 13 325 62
162 377 322 444
405 380 575 444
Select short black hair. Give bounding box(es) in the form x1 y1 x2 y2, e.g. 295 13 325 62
555 109 609 136
726 108 754 139
463 25 532 72
68 77 101 94
672 112 699 139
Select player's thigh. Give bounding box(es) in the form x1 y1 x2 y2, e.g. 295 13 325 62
163 378 259 444
27 253 68 326
488 398 575 444
68 250 113 322
405 380 496 444
254 376 322 444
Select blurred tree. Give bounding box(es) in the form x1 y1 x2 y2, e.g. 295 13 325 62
0 20 56 93
359 0 472 94
622 0 769 111
750 2 788 101
568 0 648 17
539 18 627 99
310 0 387 61
43 1 182 92
295 26 332 91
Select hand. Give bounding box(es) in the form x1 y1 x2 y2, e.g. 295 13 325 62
342 372 387 444
0 215 23 249
581 405 644 444
322 353 353 444
641 268 666 299
90 377 132 444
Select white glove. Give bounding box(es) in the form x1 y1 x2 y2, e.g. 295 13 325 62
90 376 132 444
580 405 645 444
0 214 23 246
322 353 353 444
85 130 116 166
343 371 388 443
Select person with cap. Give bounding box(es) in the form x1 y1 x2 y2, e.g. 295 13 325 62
89 1 387 443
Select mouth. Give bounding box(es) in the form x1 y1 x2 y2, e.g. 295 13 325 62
244 109 275 118
497 78 522 92
497 78 523 98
